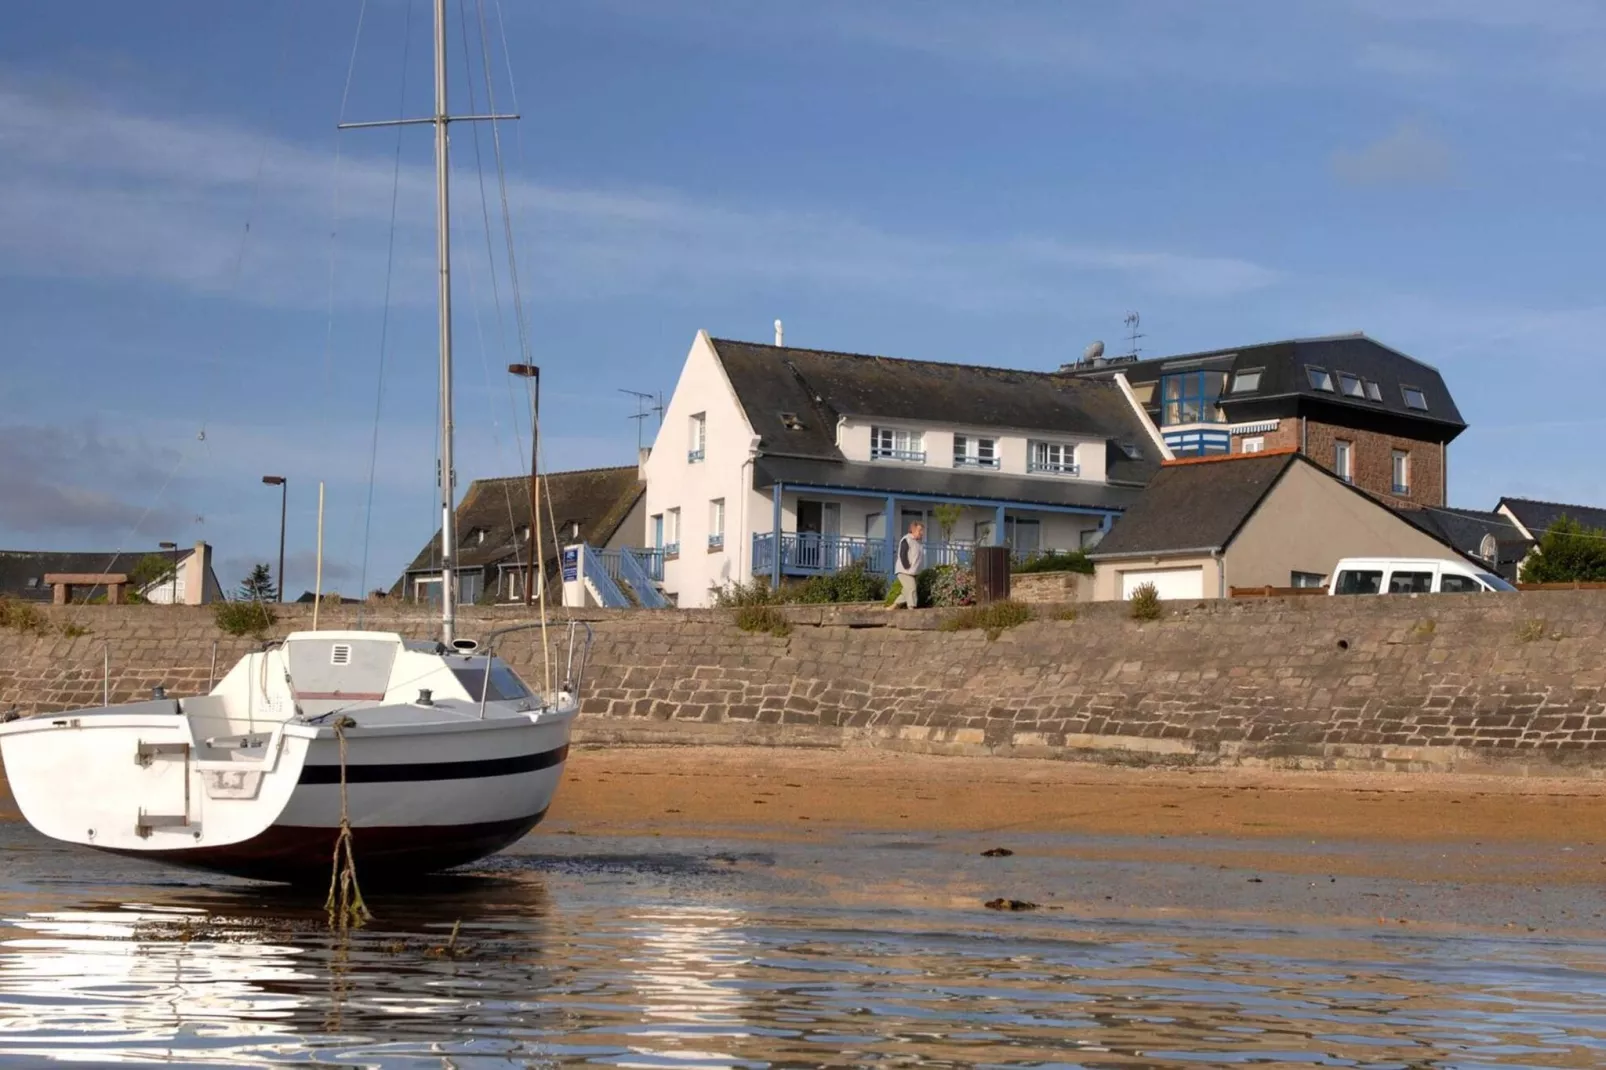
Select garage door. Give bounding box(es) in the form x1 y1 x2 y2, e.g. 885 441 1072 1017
1120 567 1204 601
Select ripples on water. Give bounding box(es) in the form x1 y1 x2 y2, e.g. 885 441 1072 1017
4 827 1606 1067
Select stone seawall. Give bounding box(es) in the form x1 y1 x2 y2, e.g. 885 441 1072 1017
3 594 1606 774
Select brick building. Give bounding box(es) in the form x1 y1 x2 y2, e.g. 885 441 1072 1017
1066 333 1465 508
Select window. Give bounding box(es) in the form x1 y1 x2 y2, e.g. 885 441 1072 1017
1334 569 1382 595
1160 371 1227 425
1334 439 1353 483
1079 528 1105 551
1241 437 1265 454
456 571 484 605
1440 574 1481 594
1364 380 1383 402
1129 381 1155 404
1401 386 1429 411
870 426 925 462
1005 516 1041 554
688 413 706 463
1306 366 1335 392
450 662 532 703
1290 571 1325 588
651 513 664 549
708 498 725 551
1230 369 1263 393
1029 441 1078 475
665 508 680 557
865 512 886 540
1391 450 1410 495
953 434 999 468
1388 570 1433 594
780 411 805 431
1338 373 1364 398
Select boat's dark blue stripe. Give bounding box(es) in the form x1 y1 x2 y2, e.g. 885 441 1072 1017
298 744 569 785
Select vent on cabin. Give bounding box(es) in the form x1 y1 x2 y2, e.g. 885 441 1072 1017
780 412 805 431
330 643 352 666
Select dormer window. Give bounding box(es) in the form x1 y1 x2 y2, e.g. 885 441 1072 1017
462 527 487 547
1401 385 1429 411
1364 380 1382 402
1338 372 1364 398
1306 367 1335 392
1230 369 1262 393
870 427 925 463
780 412 805 431
518 525 531 543
953 435 998 469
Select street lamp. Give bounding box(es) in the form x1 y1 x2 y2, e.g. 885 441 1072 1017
508 364 539 606
262 476 287 603
158 541 178 605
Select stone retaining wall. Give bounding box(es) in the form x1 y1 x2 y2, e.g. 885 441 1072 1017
3 593 1606 774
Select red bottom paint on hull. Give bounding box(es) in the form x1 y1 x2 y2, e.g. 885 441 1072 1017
95 809 550 884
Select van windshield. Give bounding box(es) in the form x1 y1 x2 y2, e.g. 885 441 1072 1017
1478 573 1518 592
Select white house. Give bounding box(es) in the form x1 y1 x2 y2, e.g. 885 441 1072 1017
641 331 1166 607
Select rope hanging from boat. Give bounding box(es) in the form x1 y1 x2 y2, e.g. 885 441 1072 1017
325 716 373 929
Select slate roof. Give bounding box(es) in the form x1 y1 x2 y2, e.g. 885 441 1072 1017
1088 452 1302 558
1397 506 1532 578
0 549 184 602
1067 334 1466 438
710 338 1162 487
397 465 644 582
753 456 1146 512
1497 497 1606 538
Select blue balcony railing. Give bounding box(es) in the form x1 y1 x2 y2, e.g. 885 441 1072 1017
1027 459 1080 476
953 456 1000 469
870 448 925 463
708 533 724 551
752 534 1084 578
687 448 705 463
596 547 665 584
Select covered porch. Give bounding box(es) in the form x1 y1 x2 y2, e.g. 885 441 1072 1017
749 457 1133 584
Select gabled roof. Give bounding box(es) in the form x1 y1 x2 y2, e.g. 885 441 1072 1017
709 338 1162 486
0 548 195 602
397 466 644 580
1497 497 1606 538
1067 333 1465 437
1398 506 1532 572
1088 451 1301 558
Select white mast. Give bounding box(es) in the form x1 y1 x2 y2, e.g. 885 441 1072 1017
337 0 519 645
432 0 458 645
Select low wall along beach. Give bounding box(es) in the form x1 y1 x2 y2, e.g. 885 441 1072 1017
4 593 1606 775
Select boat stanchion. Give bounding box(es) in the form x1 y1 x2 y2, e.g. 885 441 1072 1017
324 715 372 930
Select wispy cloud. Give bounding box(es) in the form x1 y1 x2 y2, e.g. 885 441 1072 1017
0 70 1279 311
0 424 194 541
1332 120 1455 186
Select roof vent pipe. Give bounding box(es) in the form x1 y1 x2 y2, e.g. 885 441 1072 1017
774 319 784 347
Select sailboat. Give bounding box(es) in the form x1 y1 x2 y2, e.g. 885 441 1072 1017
0 1 581 884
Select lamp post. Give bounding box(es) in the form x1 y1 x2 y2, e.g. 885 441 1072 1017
262 476 287 602
158 541 178 605
508 364 540 605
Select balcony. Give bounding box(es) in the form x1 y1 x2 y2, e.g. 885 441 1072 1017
953 456 1000 469
751 534 994 577
1027 459 1080 476
708 533 725 551
687 448 705 463
870 447 925 463
663 542 680 560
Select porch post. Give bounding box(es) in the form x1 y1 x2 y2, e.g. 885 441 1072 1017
771 481 784 589
992 504 1006 546
883 494 896 576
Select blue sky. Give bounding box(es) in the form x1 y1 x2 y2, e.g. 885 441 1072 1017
4 1 1605 595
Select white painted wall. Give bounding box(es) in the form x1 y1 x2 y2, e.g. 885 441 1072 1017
836 417 1108 483
643 331 761 608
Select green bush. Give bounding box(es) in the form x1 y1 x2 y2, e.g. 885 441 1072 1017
1012 550 1094 575
885 566 973 608
734 604 792 637
795 561 888 604
1128 582 1162 621
712 578 785 607
939 599 1033 639
215 600 275 638
1520 516 1606 583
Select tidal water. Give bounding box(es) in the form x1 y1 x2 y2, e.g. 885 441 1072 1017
4 818 1606 1068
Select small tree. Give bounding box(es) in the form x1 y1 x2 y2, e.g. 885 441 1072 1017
1520 517 1606 584
237 563 278 603
931 503 963 547
128 553 176 597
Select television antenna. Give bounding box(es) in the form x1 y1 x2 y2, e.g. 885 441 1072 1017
620 388 664 450
1123 311 1144 359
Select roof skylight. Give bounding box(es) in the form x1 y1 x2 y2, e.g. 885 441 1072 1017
1230 369 1262 393
779 412 805 430
1364 380 1382 402
1338 373 1364 398
1306 367 1335 392
1401 386 1429 411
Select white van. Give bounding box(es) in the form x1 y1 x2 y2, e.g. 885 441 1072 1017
1328 557 1518 596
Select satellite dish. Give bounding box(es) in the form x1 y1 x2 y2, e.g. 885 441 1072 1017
1479 533 1498 561
1083 340 1105 363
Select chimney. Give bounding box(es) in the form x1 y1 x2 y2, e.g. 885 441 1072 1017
638 446 651 479
185 541 213 605
774 319 784 347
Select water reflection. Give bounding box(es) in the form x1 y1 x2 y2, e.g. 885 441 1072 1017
4 836 1606 1066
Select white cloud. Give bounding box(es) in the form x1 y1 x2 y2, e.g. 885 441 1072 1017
1332 120 1455 186
0 71 1279 311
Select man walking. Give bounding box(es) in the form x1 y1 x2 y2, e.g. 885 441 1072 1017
894 520 925 609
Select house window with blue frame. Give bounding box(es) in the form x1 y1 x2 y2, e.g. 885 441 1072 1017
871 426 925 462
1159 371 1228 426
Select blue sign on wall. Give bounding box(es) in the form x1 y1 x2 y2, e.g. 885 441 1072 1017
561 546 578 582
